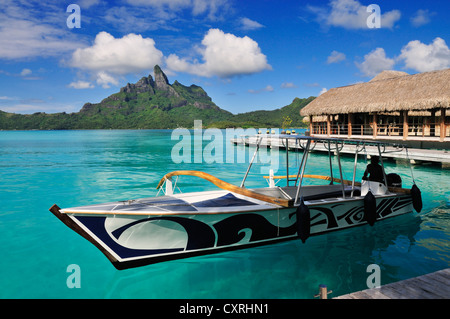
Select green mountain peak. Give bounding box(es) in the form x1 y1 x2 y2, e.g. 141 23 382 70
0 65 313 130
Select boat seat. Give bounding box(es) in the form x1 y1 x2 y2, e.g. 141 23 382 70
250 187 291 200
302 188 361 200
281 185 360 201
251 185 361 203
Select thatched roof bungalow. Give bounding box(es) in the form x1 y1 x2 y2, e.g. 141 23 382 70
301 69 450 144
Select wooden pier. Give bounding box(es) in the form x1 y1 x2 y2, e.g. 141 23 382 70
231 136 450 167
334 268 450 299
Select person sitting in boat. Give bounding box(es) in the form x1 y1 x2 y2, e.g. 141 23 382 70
362 156 385 183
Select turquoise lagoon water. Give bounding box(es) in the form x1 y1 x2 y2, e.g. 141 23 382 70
0 129 449 299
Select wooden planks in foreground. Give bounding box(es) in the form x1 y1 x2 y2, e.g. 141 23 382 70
334 268 450 299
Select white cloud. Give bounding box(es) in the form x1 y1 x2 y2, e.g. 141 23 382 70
410 9 434 27
192 0 229 20
166 29 271 78
70 32 163 74
165 54 192 74
304 82 321 88
240 17 265 30
354 37 450 77
78 0 101 8
0 104 44 114
68 81 95 89
281 82 298 89
398 37 450 72
127 0 191 10
103 6 165 32
0 87 79 114
95 71 120 89
319 88 328 95
70 32 164 88
248 85 274 94
20 69 32 76
126 0 229 20
0 1 83 59
355 48 395 77
327 50 346 64
0 101 79 114
310 0 400 30
379 9 402 29
0 96 16 100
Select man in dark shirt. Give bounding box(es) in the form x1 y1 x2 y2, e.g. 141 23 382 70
363 156 385 183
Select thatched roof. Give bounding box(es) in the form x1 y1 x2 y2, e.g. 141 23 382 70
368 70 409 82
300 69 450 116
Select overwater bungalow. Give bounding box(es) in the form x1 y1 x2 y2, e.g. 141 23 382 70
300 69 450 149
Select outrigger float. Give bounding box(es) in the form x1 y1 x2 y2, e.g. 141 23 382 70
50 136 422 270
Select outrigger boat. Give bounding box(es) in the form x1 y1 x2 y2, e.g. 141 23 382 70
50 136 422 270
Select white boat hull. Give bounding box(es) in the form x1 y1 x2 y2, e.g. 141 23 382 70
50 190 413 269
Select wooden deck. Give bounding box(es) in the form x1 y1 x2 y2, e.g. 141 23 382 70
230 136 450 166
334 268 450 299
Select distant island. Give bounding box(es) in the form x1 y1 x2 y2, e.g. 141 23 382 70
0 65 314 130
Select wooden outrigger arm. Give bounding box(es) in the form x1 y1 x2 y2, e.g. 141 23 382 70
156 170 292 207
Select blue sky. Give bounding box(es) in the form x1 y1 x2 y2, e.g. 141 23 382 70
1 0 449 115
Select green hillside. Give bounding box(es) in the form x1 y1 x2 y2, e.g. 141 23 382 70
0 65 313 130
214 96 314 128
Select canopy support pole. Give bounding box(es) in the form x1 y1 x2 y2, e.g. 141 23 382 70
335 141 346 198
241 136 262 188
377 144 388 188
294 139 311 205
327 140 334 185
351 142 359 197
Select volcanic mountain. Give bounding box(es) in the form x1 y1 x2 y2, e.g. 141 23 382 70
0 65 313 130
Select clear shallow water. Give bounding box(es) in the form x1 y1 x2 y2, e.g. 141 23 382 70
0 130 448 299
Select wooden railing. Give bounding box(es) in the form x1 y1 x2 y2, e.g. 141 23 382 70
312 122 449 138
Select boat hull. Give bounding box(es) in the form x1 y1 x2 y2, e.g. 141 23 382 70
50 193 413 270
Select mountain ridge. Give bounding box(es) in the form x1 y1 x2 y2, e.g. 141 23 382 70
80 65 224 115
0 65 313 130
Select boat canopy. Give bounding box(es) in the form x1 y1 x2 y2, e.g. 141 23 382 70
240 134 411 205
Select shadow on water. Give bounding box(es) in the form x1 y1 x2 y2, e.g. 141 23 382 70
101 213 423 299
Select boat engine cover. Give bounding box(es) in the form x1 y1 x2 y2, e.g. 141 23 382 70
387 173 402 188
